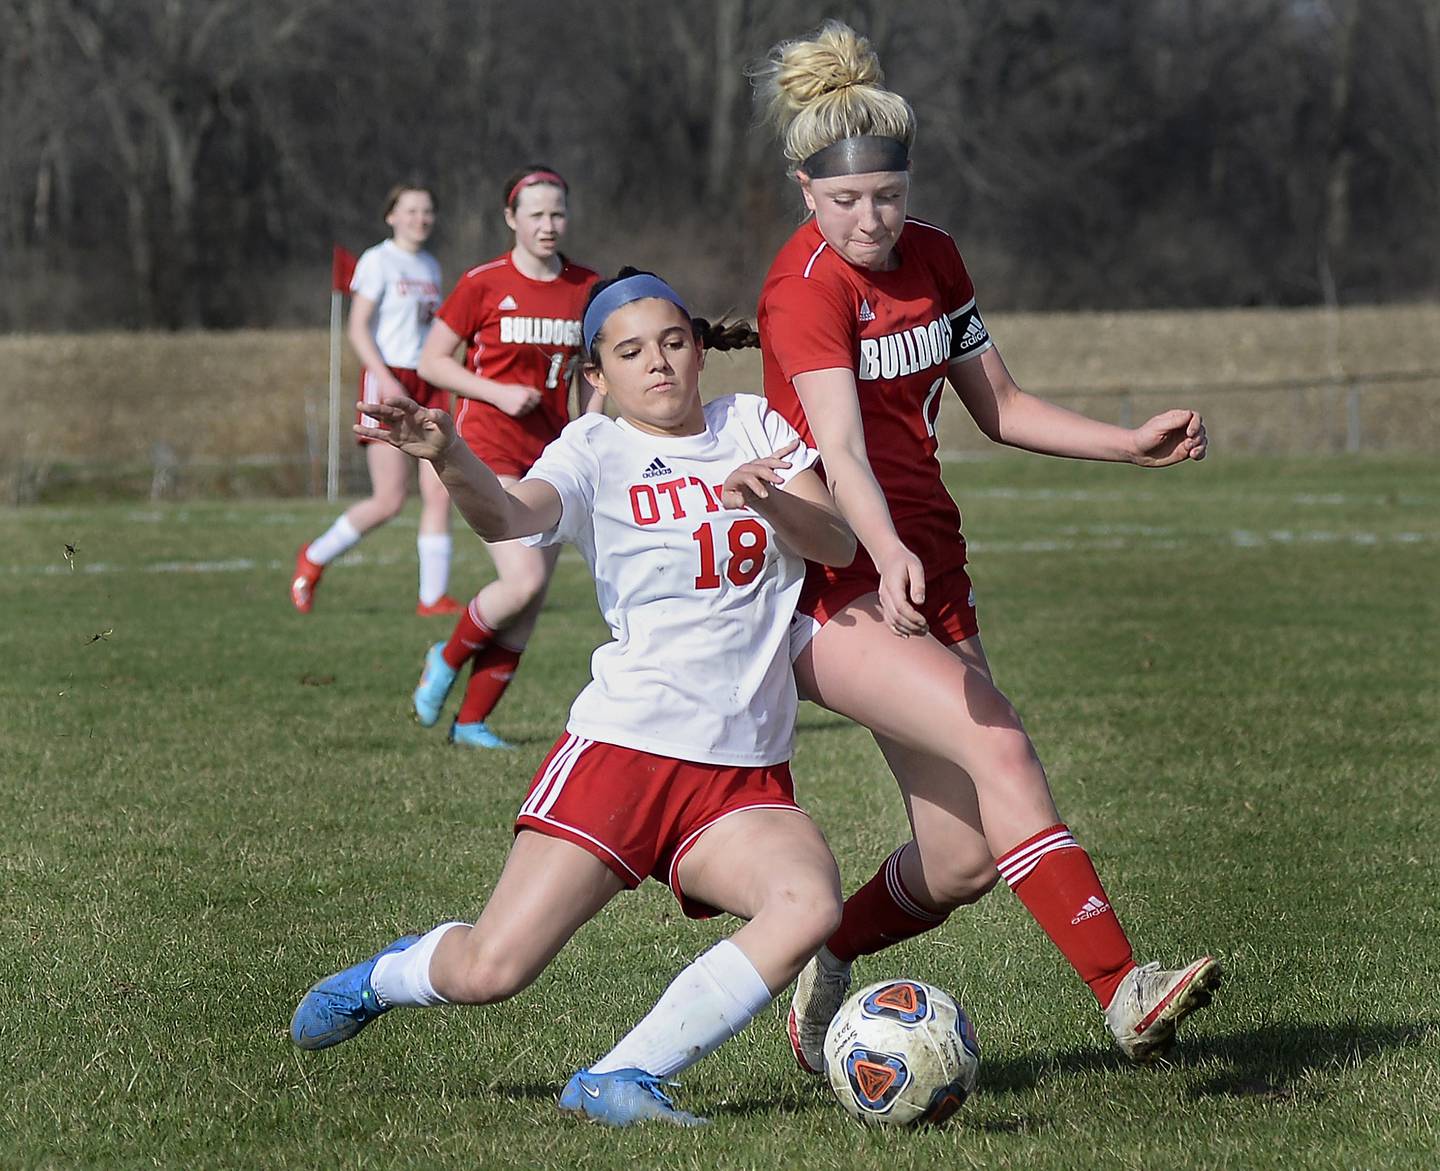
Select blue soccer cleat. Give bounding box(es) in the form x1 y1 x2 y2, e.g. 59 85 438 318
289 935 420 1051
449 720 514 749
413 642 458 727
558 1068 708 1127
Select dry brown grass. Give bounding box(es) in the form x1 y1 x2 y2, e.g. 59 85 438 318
4 305 1437 501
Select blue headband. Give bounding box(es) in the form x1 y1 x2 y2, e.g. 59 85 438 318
582 274 690 351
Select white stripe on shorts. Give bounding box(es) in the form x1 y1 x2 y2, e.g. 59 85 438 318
360 370 381 429
519 734 589 820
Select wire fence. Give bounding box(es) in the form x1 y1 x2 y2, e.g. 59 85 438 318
7 368 1440 506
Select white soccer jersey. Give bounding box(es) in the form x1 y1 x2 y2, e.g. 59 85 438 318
350 239 442 368
522 393 819 766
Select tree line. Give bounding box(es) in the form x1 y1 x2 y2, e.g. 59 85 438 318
2 0 1436 331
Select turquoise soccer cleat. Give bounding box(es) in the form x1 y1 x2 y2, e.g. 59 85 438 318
449 720 514 750
558 1068 708 1127
289 935 420 1051
413 642 458 727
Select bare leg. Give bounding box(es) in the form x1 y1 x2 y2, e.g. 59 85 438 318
428 830 625 1004
344 442 411 534
416 456 452 537
797 596 1059 858
676 808 843 990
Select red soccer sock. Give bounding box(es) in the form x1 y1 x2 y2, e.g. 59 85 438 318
442 601 495 670
826 846 949 964
456 643 523 725
996 824 1136 1008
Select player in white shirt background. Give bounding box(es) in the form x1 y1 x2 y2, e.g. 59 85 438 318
291 183 460 617
289 270 857 1128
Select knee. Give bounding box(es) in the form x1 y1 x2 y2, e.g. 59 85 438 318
441 941 532 1006
506 566 549 607
370 490 407 522
915 852 1001 913
765 875 845 956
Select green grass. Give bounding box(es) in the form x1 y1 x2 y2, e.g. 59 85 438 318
3 453 1438 1169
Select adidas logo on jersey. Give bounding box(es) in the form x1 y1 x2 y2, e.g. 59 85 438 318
1071 896 1111 924
858 298 875 322
641 457 672 479
959 314 989 353
497 294 518 311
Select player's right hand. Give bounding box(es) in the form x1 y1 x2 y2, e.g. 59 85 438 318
498 385 543 417
353 395 455 461
875 544 929 638
721 439 799 509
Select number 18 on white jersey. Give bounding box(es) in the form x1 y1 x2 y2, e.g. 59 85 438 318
522 394 818 768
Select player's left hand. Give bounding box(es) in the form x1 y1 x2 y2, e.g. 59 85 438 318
353 394 456 461
721 440 799 510
1130 408 1207 467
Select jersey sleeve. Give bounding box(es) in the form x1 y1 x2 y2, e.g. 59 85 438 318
350 247 386 302
756 398 819 486
941 240 993 364
435 274 485 338
762 274 857 379
518 423 598 548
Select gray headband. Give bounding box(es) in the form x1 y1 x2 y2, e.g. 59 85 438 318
799 135 910 179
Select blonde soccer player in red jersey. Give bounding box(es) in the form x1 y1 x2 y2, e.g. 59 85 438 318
290 270 857 1127
751 22 1221 1070
413 165 601 748
291 183 460 617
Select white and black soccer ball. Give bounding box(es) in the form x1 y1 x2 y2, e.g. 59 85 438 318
823 978 980 1127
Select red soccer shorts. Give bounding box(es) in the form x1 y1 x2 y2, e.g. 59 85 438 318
357 366 448 445
453 397 555 480
514 733 805 919
790 564 980 657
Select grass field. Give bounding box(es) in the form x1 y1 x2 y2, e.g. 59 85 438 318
3 452 1438 1169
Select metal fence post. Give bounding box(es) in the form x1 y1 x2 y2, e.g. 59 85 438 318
1346 382 1362 453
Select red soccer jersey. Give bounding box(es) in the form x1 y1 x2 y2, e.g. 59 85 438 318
758 217 993 587
436 253 600 476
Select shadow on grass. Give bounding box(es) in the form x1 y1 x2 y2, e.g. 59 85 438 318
975 1019 1435 1100
1181 1020 1436 1100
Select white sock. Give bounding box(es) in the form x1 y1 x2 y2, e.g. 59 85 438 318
369 922 466 1008
416 533 452 605
589 939 774 1078
307 515 362 566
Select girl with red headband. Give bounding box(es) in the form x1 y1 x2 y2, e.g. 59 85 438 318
415 164 600 748
752 22 1220 1071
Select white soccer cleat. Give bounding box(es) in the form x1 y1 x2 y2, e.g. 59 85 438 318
786 946 852 1075
1104 956 1222 1063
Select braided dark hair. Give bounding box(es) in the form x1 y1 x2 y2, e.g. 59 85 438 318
582 267 759 367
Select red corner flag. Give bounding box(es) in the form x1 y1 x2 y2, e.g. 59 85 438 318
331 244 358 294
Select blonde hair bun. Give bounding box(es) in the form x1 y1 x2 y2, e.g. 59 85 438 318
752 20 915 167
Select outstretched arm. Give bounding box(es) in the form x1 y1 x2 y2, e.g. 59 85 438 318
354 396 561 540
950 346 1208 466
793 369 928 636
721 441 856 568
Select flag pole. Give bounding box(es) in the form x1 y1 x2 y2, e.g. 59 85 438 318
327 286 342 502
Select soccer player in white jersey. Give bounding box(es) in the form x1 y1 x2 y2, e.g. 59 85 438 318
291 183 460 617
289 270 858 1127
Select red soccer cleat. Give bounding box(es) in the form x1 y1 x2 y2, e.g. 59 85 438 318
291 545 324 614
416 595 465 617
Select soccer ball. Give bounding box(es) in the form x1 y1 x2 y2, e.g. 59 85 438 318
823 978 980 1127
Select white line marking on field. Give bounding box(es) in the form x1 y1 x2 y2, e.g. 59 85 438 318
4 551 414 578
5 529 1436 580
